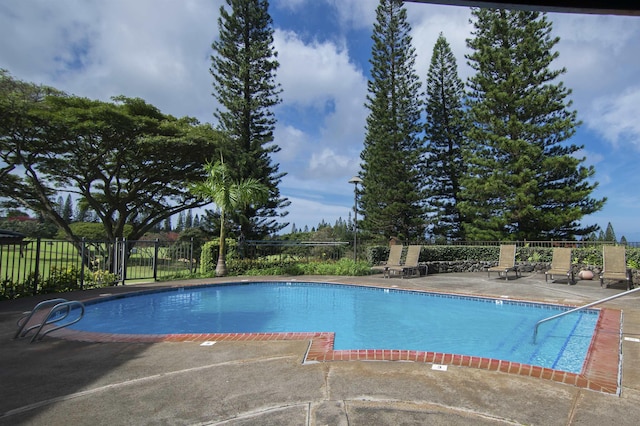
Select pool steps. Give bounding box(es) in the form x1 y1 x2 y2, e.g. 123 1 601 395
14 298 85 343
534 285 640 342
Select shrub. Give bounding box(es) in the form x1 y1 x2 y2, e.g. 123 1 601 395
85 269 119 287
200 239 238 274
39 266 81 294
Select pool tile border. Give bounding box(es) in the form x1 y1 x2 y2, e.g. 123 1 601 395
53 306 622 395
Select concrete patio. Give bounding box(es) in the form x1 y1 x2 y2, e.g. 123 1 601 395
1 272 640 425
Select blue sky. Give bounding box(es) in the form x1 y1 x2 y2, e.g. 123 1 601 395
1 1 640 240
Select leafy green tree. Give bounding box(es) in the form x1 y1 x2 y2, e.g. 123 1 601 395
0 69 61 200
211 0 289 239
359 0 426 243
460 9 605 240
0 71 225 242
423 33 467 242
0 216 57 238
190 159 268 276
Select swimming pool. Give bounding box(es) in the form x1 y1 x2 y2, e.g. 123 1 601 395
71 282 599 374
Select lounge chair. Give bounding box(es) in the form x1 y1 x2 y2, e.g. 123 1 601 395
600 245 634 290
545 247 574 285
388 245 421 279
487 244 519 280
371 245 403 278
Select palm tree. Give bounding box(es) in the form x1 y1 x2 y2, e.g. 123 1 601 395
190 158 269 276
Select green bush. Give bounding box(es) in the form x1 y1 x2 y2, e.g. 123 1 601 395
200 239 238 274
298 259 372 276
39 266 81 293
84 269 119 287
220 257 371 277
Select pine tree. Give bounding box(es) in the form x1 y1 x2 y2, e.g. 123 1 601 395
460 9 605 240
604 222 616 242
176 211 185 231
62 195 73 224
423 33 466 242
56 196 64 216
359 0 425 243
185 210 193 229
211 0 289 239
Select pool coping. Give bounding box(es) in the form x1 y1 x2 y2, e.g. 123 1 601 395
50 283 622 395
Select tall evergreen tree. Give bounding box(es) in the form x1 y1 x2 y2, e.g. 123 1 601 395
185 209 193 229
604 222 616 242
55 196 64 216
460 9 605 240
423 33 467 242
62 195 73 224
211 0 289 239
359 0 425 243
74 203 89 223
176 211 185 231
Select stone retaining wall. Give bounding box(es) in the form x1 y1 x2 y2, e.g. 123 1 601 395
423 261 604 276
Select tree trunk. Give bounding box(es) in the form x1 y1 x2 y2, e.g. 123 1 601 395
215 211 227 277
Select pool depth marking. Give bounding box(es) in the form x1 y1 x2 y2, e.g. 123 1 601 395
52 285 622 395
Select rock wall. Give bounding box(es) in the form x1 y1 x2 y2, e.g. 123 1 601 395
423 261 603 276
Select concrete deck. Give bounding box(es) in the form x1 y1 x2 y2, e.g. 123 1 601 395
2 272 640 425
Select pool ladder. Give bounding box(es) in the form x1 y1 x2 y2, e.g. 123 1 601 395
14 298 85 343
533 286 640 343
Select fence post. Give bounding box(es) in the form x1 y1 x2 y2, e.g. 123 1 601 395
153 239 159 281
32 238 41 296
111 239 117 282
189 238 194 274
121 239 127 285
80 238 86 290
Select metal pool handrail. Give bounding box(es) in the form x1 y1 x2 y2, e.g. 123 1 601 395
533 285 640 343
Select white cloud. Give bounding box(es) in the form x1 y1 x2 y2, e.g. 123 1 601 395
406 3 473 81
586 86 640 147
332 0 377 30
573 148 604 168
0 0 222 122
275 29 366 108
274 125 308 162
274 28 367 180
308 148 353 178
283 195 351 231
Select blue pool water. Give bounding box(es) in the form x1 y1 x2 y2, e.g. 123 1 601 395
71 282 599 373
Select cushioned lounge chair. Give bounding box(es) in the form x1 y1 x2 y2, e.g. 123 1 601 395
371 244 403 278
545 247 574 285
487 244 519 280
388 245 421 279
600 245 634 290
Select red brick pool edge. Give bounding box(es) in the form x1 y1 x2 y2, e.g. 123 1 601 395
53 307 622 395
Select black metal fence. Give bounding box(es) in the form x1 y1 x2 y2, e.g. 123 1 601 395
0 238 195 299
